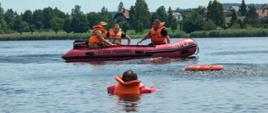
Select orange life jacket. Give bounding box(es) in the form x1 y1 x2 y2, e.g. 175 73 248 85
114 75 144 95
88 25 106 44
150 22 166 45
108 29 122 39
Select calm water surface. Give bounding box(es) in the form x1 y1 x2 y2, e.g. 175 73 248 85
1 38 268 113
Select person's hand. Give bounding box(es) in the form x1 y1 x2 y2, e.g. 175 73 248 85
108 42 114 46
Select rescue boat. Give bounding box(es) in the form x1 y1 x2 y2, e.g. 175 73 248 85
62 38 198 62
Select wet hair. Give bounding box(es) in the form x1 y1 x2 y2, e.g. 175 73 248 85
122 70 138 82
114 24 120 28
153 19 161 29
154 19 161 24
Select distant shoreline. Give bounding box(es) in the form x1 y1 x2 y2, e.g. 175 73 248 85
1 28 268 41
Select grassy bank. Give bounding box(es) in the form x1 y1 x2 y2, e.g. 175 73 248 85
1 28 268 41
0 29 189 41
0 32 89 41
190 28 268 38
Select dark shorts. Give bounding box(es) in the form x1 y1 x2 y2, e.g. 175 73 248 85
88 42 106 49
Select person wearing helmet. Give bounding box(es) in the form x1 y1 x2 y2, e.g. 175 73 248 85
88 21 114 48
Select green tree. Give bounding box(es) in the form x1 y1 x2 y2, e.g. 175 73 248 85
4 9 16 31
149 12 157 27
100 7 109 22
128 6 137 31
53 8 66 18
63 15 72 33
245 5 259 25
22 10 35 33
207 0 225 27
167 7 178 30
136 22 144 33
42 7 55 29
167 7 173 27
238 19 247 28
230 9 237 27
13 16 30 34
196 6 206 17
207 1 213 20
70 5 88 33
87 12 100 29
99 7 114 28
134 0 150 32
239 0 247 16
119 21 130 33
50 17 64 33
155 6 168 22
202 19 216 30
118 2 124 12
170 17 178 31
22 10 33 24
182 11 205 33
32 9 44 30
0 3 7 33
260 16 268 28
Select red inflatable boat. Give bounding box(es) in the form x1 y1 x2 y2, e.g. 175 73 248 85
62 38 198 62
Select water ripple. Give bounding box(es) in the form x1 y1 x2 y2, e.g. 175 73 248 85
210 50 268 55
0 54 63 64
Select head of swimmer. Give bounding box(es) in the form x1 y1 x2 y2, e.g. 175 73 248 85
122 70 138 82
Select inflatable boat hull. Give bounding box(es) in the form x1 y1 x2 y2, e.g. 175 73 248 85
62 38 198 62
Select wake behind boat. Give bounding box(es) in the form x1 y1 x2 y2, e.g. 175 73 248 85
62 38 198 62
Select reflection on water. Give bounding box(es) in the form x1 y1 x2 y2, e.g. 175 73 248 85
117 94 141 112
119 101 139 112
211 50 268 55
87 56 197 65
0 54 62 63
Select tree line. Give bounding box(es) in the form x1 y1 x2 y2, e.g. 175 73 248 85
0 0 178 34
182 0 268 33
0 0 267 34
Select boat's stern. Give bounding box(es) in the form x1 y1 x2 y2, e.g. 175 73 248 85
154 38 198 58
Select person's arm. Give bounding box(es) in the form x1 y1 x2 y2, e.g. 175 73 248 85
107 85 115 95
125 35 131 45
96 30 113 46
140 86 157 93
161 28 170 43
137 33 150 45
166 35 170 43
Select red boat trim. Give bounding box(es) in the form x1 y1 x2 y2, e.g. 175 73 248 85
78 45 156 50
147 45 196 54
62 45 196 60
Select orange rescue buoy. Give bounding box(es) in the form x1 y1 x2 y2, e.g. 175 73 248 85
185 65 224 71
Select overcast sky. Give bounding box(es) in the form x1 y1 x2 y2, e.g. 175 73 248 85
0 0 267 13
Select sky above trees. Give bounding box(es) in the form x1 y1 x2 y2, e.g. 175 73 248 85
0 0 267 13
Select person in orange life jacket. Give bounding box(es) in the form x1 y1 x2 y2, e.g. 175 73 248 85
137 19 170 46
88 21 114 48
107 70 156 96
107 24 131 45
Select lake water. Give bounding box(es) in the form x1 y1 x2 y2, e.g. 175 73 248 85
1 38 268 113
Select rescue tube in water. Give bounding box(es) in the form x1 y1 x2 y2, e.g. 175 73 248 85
184 65 224 71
